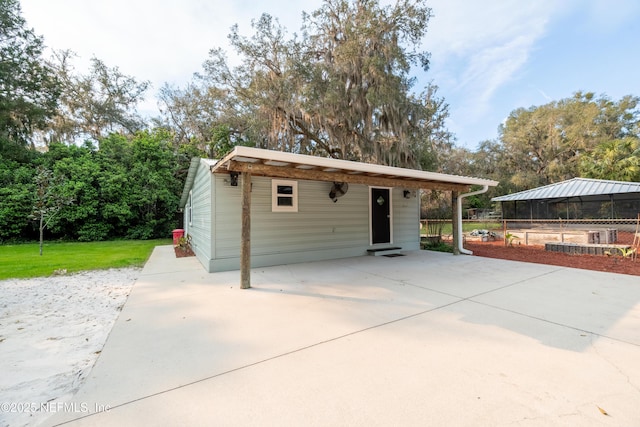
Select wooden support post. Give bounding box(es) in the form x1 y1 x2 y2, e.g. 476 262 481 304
452 190 460 255
503 220 507 246
240 172 251 289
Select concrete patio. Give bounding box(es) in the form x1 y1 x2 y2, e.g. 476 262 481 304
46 246 640 426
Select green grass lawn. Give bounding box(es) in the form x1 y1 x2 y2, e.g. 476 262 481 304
421 220 502 235
0 239 171 280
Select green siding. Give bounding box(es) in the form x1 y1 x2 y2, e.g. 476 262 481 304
392 187 420 250
213 174 241 258
206 175 419 272
185 160 214 267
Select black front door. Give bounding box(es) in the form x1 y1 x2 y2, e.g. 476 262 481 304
371 188 391 244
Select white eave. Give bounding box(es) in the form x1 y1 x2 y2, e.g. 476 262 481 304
210 146 498 191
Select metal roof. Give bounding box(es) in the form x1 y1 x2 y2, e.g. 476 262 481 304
492 178 640 202
210 146 498 191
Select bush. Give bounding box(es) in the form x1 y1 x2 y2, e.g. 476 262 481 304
422 240 454 253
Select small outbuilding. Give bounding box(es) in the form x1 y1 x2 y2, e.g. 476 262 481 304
179 147 497 286
492 178 640 220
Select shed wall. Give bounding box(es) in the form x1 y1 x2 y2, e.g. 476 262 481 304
391 188 421 246
185 160 214 268
207 174 419 272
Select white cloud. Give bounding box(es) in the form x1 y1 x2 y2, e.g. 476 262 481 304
21 0 318 87
417 0 579 145
21 0 638 149
426 1 550 55
454 34 536 121
20 0 322 115
425 0 556 114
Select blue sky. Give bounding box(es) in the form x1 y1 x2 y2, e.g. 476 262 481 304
20 0 640 150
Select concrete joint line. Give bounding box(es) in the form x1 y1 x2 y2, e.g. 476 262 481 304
465 267 566 300
54 300 462 426
468 299 640 349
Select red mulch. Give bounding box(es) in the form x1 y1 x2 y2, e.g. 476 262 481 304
174 246 195 258
173 233 639 275
464 231 639 276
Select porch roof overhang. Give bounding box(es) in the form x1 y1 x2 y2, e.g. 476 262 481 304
210 146 498 192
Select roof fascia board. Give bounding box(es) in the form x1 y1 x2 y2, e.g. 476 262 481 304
226 160 470 192
211 146 498 188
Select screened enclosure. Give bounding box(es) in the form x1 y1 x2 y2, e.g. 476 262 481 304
493 178 640 220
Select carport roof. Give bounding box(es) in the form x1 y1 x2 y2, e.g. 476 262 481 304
492 177 640 202
209 146 498 192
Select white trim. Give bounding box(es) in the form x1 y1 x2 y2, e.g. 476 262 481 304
369 186 393 245
212 146 499 187
272 179 298 212
187 190 193 227
457 185 490 255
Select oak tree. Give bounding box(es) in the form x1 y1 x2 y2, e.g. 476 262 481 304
45 50 150 145
0 0 59 148
496 92 639 190
166 0 449 168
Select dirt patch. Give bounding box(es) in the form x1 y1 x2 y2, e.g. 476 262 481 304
463 231 639 276
174 245 195 258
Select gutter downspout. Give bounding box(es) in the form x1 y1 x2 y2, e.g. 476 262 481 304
457 185 489 255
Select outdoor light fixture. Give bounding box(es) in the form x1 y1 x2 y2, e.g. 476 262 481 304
229 172 239 186
403 190 412 199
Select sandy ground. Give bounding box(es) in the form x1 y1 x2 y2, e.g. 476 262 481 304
0 268 139 427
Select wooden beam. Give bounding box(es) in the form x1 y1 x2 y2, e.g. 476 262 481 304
240 172 251 289
225 161 469 192
451 190 460 255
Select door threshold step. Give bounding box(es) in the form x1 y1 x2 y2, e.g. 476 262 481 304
367 247 402 256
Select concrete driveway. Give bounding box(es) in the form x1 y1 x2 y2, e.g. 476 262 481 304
47 246 640 426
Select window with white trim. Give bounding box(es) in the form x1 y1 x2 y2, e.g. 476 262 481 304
272 180 298 212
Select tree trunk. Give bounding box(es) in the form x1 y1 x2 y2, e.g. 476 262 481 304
39 214 44 256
